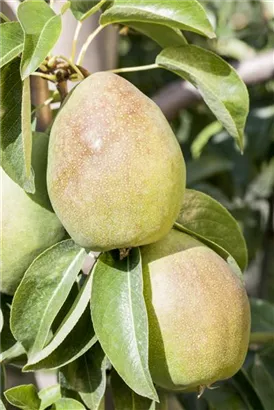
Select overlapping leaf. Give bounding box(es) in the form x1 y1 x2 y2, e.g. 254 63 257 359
112 371 157 410
4 385 40 410
127 22 187 48
71 0 110 21
157 45 249 151
25 273 96 370
11 240 86 359
0 22 23 68
17 0 62 79
91 249 158 401
60 343 107 410
101 0 215 38
175 189 247 270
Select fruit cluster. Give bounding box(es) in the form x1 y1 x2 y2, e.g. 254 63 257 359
2 73 250 393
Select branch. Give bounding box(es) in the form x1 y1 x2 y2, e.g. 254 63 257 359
152 50 274 120
30 76 53 132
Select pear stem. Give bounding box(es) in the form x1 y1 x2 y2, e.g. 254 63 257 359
109 63 159 74
71 21 82 63
31 72 56 82
77 25 105 66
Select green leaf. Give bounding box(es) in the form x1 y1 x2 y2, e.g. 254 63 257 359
126 22 187 48
53 398 86 410
0 399 6 410
91 249 158 401
21 76 33 184
25 273 96 370
10 240 86 359
249 299 274 344
0 295 17 352
205 384 249 410
0 341 25 363
191 121 223 159
38 385 61 410
0 365 6 397
186 154 233 186
17 0 62 79
156 45 249 151
0 58 35 192
252 355 274 410
175 189 248 271
232 369 264 410
112 370 156 410
0 12 10 23
101 0 215 39
59 343 107 410
0 22 24 68
4 385 41 410
71 0 109 21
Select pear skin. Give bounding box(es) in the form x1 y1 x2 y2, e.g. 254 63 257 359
141 229 250 391
47 72 185 251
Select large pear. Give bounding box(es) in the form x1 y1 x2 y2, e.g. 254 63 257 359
47 72 185 251
1 134 65 295
141 229 250 392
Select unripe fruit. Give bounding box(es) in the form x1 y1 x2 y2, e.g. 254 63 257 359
1 134 65 295
141 230 250 392
47 72 185 251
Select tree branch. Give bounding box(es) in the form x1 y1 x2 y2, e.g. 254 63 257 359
152 50 274 120
30 76 53 132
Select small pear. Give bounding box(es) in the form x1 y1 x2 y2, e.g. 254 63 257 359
1 134 65 295
47 72 185 251
141 229 250 391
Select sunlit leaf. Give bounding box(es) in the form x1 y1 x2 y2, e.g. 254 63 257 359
11 240 86 359
91 249 158 401
157 45 249 151
17 0 62 79
4 385 40 410
175 189 247 270
0 22 23 68
101 0 215 38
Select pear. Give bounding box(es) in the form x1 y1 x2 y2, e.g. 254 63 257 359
1 133 65 295
141 229 250 392
47 72 185 251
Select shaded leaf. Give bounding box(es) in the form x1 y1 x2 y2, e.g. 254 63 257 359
175 189 247 270
250 298 274 333
232 369 264 410
0 296 16 352
0 341 25 364
4 385 40 410
204 383 249 410
71 0 110 21
10 240 86 359
156 45 249 151
101 0 215 39
112 370 156 410
25 273 96 370
252 355 274 410
17 0 62 79
0 58 35 192
0 22 23 68
21 76 33 184
38 385 61 410
191 121 223 159
186 154 233 186
53 398 86 410
127 22 187 48
60 343 107 410
0 363 6 399
91 249 158 401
